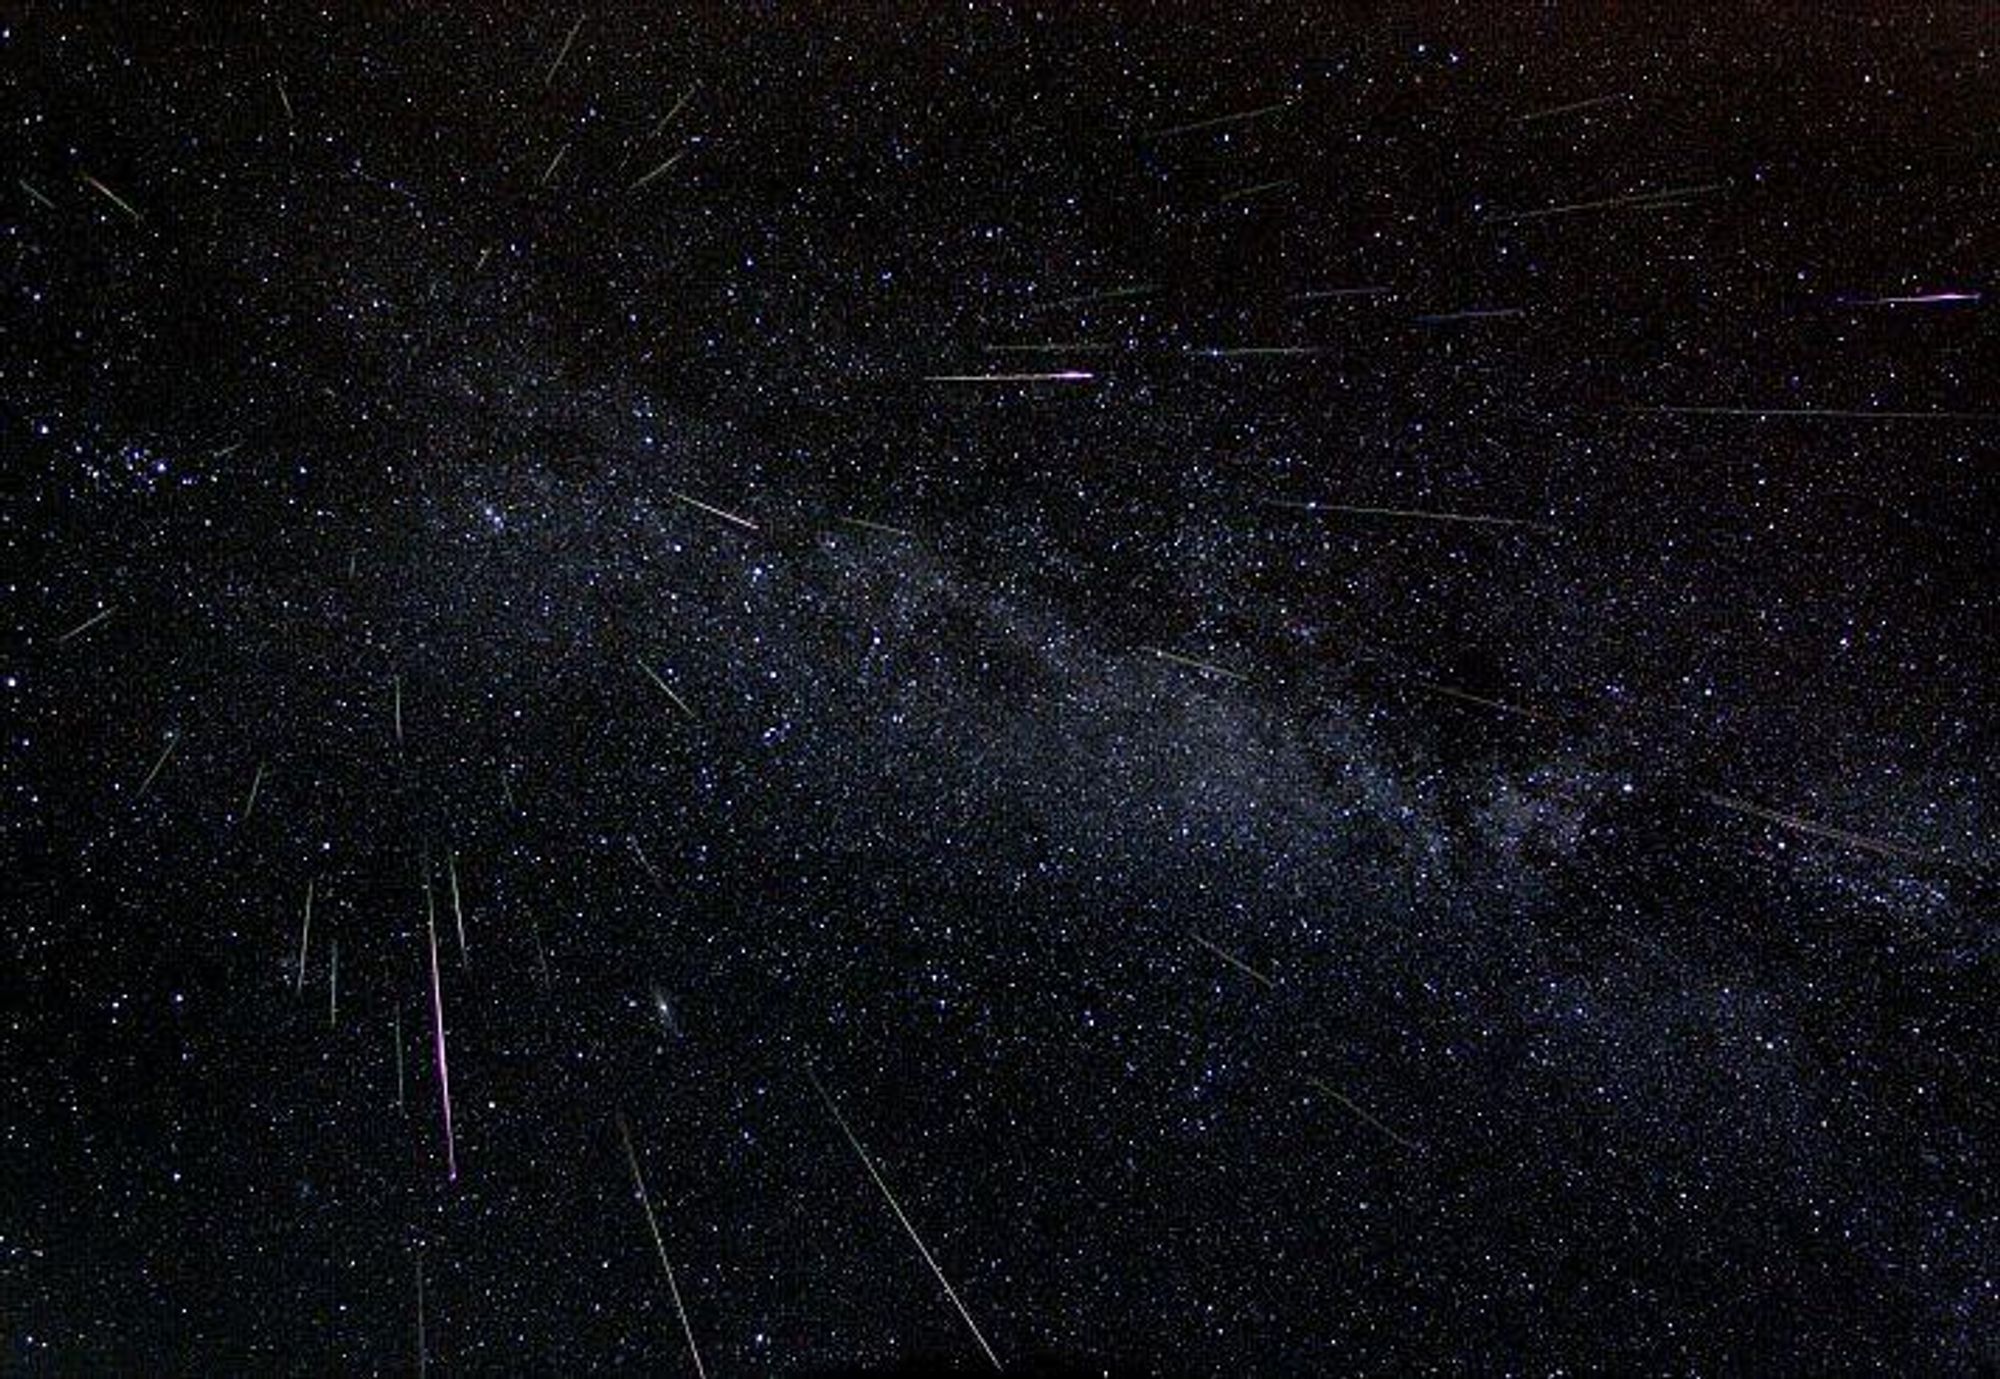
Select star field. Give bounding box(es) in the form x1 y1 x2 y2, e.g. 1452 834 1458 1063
4 5 1995 1374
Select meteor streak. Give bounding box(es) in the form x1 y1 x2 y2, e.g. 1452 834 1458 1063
638 662 697 720
57 605 116 642
1486 183 1724 223
425 877 458 1180
1146 101 1289 139
1702 793 1937 864
923 370 1095 383
1189 930 1275 987
668 489 757 530
1265 499 1557 533
616 1114 709 1379
135 732 181 799
81 172 141 223
806 1066 1002 1372
1145 647 1250 682
1303 1073 1420 1152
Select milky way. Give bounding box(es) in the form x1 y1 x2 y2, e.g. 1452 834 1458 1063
5 6 1994 1374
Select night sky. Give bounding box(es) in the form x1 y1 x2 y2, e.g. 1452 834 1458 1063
5 4 1996 1374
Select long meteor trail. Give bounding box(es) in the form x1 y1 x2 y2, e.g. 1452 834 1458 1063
425 876 458 1180
1265 499 1557 533
1633 404 2000 423
923 370 1095 384
296 880 314 994
1486 182 1725 223
448 853 469 968
1702 792 1937 865
1145 647 1250 682
806 1066 1002 1372
1145 101 1289 139
616 1115 709 1379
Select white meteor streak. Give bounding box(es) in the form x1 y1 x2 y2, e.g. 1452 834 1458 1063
806 1066 1002 1372
923 371 1094 383
425 878 457 1180
616 1115 709 1379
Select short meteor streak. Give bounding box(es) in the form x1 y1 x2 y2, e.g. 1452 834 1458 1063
1702 793 1936 864
239 761 266 824
1486 182 1725 223
296 880 314 995
1265 499 1557 533
836 515 913 538
1192 345 1324 358
1293 285 1391 301
135 732 181 799
538 143 569 186
19 178 56 209
57 605 117 642
984 341 1112 354
650 83 699 138
1145 647 1249 682
545 14 584 87
81 172 141 223
1415 681 1548 721
1220 177 1294 203
1515 91 1629 122
626 835 661 879
1844 290 1980 307
1026 283 1159 314
1189 930 1275 988
425 877 458 1180
415 1251 428 1377
668 488 757 531
616 1114 710 1379
1633 404 1999 423
1415 307 1525 324
806 1066 1002 1372
448 853 469 968
329 940 339 1027
276 76 294 126
628 148 687 192
638 661 697 720
1303 1073 1420 1151
1146 101 1289 139
923 370 1095 384
394 1005 406 1110
393 675 404 745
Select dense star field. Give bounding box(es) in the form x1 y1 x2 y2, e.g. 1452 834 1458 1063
4 4 1995 1374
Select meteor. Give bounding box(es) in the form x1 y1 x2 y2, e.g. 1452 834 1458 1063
923 370 1095 383
425 875 458 1180
57 605 117 643
1145 647 1249 682
1303 1073 1420 1152
617 1115 709 1379
81 172 141 223
806 1066 1002 1372
1146 101 1289 139
1189 930 1275 988
1265 499 1557 533
545 15 584 87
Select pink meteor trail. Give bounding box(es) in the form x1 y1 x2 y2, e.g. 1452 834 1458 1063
425 885 458 1181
